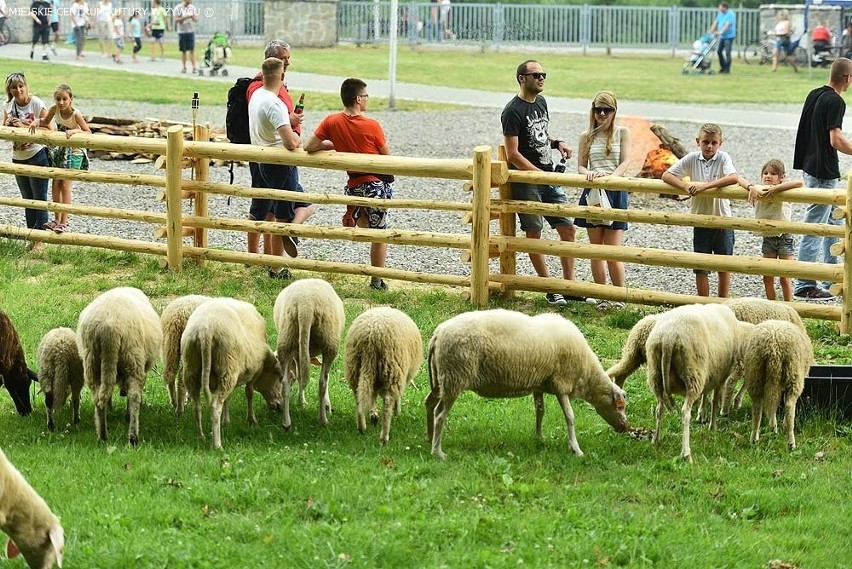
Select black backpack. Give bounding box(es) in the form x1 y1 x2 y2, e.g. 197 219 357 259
225 76 261 184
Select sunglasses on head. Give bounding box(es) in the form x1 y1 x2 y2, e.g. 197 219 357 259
593 106 615 116
5 72 25 82
520 72 547 80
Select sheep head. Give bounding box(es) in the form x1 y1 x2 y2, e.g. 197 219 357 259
5 520 64 569
1 364 34 416
589 383 628 433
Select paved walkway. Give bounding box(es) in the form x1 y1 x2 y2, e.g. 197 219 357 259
1 42 805 129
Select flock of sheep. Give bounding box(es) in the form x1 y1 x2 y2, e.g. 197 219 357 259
0 282 818 568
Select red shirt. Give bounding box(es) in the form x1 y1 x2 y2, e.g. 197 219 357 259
246 73 301 135
313 112 388 187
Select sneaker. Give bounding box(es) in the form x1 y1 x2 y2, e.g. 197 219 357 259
30 50 34 59
281 236 298 258
546 293 567 306
42 54 49 61
369 278 388 291
611 301 626 310
564 295 589 303
793 286 836 301
268 267 291 280
596 299 610 311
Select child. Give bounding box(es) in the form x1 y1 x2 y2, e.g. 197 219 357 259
128 9 142 63
29 84 91 234
738 159 803 301
661 123 739 297
111 12 124 63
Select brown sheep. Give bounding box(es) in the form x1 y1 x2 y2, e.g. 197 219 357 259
0 310 36 416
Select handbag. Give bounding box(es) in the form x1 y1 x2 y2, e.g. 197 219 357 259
586 188 613 227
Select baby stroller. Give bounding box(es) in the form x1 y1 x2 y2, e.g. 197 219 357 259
682 34 718 75
201 31 232 76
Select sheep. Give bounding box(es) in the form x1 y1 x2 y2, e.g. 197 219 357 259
645 304 753 462
344 307 423 444
0 310 36 416
425 309 628 460
0 447 64 569
36 328 84 432
159 294 212 414
76 287 162 447
181 298 283 450
742 320 814 450
605 314 659 388
273 279 345 430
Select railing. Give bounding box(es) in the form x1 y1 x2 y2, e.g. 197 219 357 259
0 125 848 330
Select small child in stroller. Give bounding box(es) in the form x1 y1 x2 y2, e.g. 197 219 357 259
682 34 718 75
201 31 231 76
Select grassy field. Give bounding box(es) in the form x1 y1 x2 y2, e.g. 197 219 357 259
0 241 851 568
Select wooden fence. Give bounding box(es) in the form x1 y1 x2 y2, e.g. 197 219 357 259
0 125 848 330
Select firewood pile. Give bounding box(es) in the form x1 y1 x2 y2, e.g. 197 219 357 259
87 116 233 166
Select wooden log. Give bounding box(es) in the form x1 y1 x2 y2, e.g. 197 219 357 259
497 145 517 299
0 223 168 257
650 124 689 158
0 197 167 224
832 206 847 220
166 125 184 271
0 162 164 187
0 127 167 155
153 226 195 239
86 116 141 126
843 173 852 332
460 248 499 263
830 240 846 256
830 282 844 297
156 189 195 202
193 125 210 262
470 146 492 307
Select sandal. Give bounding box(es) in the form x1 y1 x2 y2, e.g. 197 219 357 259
54 223 66 234
44 220 57 231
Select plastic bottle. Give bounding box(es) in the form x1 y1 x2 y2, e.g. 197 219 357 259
553 157 567 173
295 93 305 115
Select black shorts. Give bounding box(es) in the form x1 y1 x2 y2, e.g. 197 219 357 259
50 21 59 33
32 26 49 44
152 28 164 39
178 32 195 52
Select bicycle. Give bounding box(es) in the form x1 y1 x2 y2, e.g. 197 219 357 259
742 31 806 67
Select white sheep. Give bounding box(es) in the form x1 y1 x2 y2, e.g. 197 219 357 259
181 298 283 450
645 304 753 462
273 279 345 430
0 447 64 569
605 314 659 388
426 309 628 460
742 320 814 450
76 287 161 447
344 307 423 444
36 328 84 433
160 294 212 414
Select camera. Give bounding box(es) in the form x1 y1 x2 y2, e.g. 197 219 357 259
554 158 567 173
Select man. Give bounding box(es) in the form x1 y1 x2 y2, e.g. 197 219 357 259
709 2 735 74
29 0 51 61
173 0 198 74
304 78 393 291
792 57 852 300
248 57 312 280
501 60 579 306
245 40 310 272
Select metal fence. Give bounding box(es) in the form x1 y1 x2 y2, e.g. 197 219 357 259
337 2 762 52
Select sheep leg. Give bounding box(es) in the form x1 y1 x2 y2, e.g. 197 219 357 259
245 385 257 426
223 398 231 427
210 397 224 450
785 398 797 450
710 388 721 431
176 376 186 418
282 359 293 430
681 397 697 463
71 389 81 425
379 393 394 445
696 392 709 424
431 395 457 460
652 400 664 445
533 392 545 439
750 395 763 444
356 401 367 434
733 383 747 410
95 402 108 442
370 395 380 426
127 382 143 447
424 389 439 444
194 396 205 441
318 359 332 426
721 374 736 416
556 394 583 456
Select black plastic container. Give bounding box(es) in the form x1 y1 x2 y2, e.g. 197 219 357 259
800 365 852 421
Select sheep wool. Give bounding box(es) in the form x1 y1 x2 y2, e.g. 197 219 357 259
344 307 423 444
160 294 212 414
426 309 628 460
36 328 84 432
181 298 283 450
743 320 814 450
273 279 345 430
76 287 162 447
0 447 64 569
605 313 659 388
0 310 35 416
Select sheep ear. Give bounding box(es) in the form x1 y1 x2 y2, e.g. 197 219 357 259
613 386 626 409
6 538 20 559
49 523 64 568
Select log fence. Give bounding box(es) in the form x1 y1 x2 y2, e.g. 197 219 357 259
0 126 848 330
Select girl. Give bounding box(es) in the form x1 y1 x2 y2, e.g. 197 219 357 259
29 84 91 234
3 72 52 252
128 9 142 63
149 0 168 61
576 91 632 310
111 11 125 63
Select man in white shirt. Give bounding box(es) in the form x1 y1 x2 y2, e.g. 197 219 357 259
174 0 198 73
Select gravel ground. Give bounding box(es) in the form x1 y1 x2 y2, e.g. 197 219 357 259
2 100 848 299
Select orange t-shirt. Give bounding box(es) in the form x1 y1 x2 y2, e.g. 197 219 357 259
246 74 301 135
313 112 388 187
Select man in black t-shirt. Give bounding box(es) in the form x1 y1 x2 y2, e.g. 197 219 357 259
29 0 51 61
501 59 580 306
791 57 852 301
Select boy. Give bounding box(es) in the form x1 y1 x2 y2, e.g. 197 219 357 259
662 123 738 297
737 159 803 301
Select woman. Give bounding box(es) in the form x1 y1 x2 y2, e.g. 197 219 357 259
70 0 89 60
576 91 631 310
771 9 797 72
3 72 53 252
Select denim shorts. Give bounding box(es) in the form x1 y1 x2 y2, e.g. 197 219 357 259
762 234 795 257
693 227 734 274
510 182 573 232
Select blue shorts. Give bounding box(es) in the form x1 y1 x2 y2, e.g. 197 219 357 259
510 182 573 232
178 32 195 52
693 227 734 275
763 234 795 257
575 188 629 230
251 163 310 221
345 180 393 229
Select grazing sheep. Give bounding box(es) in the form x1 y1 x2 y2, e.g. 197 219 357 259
273 279 345 430
344 307 423 444
605 314 659 388
742 320 814 450
76 287 162 447
0 310 36 416
0 447 64 569
36 328 84 432
425 309 628 460
181 298 283 450
645 304 753 462
160 294 211 413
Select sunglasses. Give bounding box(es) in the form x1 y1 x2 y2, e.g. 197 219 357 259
520 72 547 80
593 106 615 116
5 72 25 82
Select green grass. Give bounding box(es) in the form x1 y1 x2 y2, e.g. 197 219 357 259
0 241 850 568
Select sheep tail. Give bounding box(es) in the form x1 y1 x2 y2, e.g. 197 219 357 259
297 307 312 390
427 336 438 395
353 350 374 416
660 345 675 411
97 333 120 410
763 355 783 419
200 335 214 406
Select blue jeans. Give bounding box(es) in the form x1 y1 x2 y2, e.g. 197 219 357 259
12 147 50 230
718 37 734 72
794 173 841 292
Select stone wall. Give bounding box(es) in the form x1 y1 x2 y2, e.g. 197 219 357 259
264 0 338 48
759 3 845 43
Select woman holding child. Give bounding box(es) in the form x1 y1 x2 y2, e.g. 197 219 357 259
575 91 631 310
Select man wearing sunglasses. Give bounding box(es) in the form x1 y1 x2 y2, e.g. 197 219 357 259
501 60 580 306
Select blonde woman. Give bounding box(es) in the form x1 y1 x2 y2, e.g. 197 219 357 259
576 91 631 310
772 9 797 72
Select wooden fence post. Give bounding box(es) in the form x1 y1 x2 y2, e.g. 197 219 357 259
842 172 852 333
470 145 492 307
497 145 516 299
193 124 210 265
166 125 185 271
